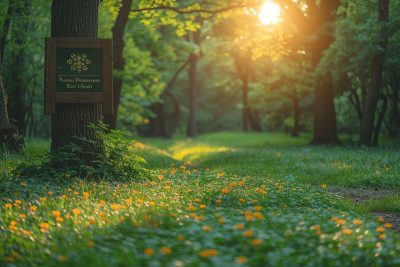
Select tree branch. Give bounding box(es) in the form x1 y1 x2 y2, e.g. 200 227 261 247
130 3 258 15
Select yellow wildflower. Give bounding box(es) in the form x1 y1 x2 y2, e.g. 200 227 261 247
236 256 248 264
376 227 385 233
199 249 218 258
343 229 352 235
82 192 90 199
144 248 155 256
203 226 212 233
234 223 245 230
221 188 230 195
251 239 263 246
384 223 393 229
243 230 253 238
72 208 81 215
160 246 172 255
353 219 363 225
52 211 61 217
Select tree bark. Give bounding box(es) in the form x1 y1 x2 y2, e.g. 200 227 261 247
0 0 13 67
387 72 399 137
359 0 389 146
7 0 29 134
311 72 339 144
292 97 300 137
283 0 340 145
0 0 19 149
103 0 132 129
187 28 201 137
373 94 387 146
51 0 103 151
146 60 188 137
241 69 250 132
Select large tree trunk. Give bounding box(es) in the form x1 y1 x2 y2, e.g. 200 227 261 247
187 29 201 137
51 0 103 151
8 0 29 134
103 0 132 129
311 72 339 144
310 33 340 145
0 0 20 150
283 0 340 144
359 0 390 146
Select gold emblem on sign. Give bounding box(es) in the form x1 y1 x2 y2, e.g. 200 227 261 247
66 53 91 73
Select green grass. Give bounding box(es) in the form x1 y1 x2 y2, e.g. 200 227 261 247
139 132 400 189
1 132 400 266
364 195 400 213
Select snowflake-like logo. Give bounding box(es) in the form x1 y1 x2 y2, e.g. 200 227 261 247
66 53 91 73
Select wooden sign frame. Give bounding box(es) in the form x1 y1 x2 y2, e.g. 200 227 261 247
44 38 113 115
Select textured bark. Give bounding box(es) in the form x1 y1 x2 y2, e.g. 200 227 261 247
8 0 29 134
187 28 201 137
359 0 389 146
103 0 132 129
51 0 102 151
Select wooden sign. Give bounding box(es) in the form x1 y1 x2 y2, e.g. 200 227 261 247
44 38 113 115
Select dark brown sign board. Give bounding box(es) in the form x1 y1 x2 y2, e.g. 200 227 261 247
44 38 113 115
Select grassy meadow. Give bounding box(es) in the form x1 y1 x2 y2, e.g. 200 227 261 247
1 132 400 266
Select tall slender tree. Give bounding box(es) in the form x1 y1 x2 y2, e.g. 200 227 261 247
359 0 390 146
103 0 132 129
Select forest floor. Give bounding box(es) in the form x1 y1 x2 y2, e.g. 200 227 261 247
1 132 400 266
139 132 400 232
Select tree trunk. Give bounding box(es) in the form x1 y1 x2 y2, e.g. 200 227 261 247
359 0 389 146
292 97 300 137
103 0 132 129
241 71 250 132
387 73 399 137
0 0 19 150
187 29 201 137
51 0 103 151
373 94 387 146
311 72 339 144
8 0 29 134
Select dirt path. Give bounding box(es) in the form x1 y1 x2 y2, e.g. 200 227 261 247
329 187 400 233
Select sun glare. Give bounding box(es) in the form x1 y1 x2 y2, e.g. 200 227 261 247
259 1 282 26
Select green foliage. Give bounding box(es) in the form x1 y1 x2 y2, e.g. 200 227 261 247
14 125 148 181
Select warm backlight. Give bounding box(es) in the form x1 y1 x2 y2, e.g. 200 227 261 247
259 1 282 26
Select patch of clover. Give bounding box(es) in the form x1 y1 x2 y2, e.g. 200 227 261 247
66 53 91 73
